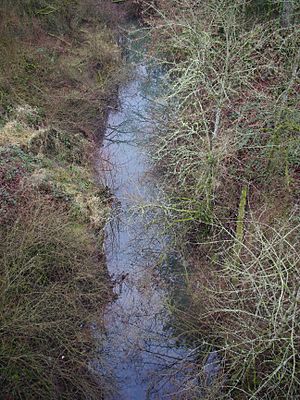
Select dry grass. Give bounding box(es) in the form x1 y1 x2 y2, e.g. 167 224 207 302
0 193 112 399
0 1 125 398
0 0 124 137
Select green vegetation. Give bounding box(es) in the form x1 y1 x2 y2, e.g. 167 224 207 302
147 0 300 398
0 0 127 398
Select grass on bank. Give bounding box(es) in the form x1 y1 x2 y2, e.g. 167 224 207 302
0 194 111 399
0 0 128 398
0 1 122 135
145 0 300 398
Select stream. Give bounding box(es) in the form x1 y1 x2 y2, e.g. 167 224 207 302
97 28 196 400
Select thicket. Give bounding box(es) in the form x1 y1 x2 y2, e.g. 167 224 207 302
147 0 300 398
0 1 126 398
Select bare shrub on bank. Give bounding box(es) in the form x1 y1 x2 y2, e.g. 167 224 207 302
145 0 300 398
175 217 299 399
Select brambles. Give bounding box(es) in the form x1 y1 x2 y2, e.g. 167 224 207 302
148 0 300 398
170 217 300 399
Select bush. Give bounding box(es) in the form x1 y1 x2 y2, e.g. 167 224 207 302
146 1 300 398
173 217 300 399
150 0 299 241
0 1 120 398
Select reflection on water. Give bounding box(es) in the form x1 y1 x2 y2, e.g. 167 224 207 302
96 30 196 399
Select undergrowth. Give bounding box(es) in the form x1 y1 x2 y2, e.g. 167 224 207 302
0 194 111 399
146 0 300 398
0 0 127 398
0 1 123 135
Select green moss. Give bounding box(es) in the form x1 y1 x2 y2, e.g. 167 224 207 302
28 128 90 164
235 185 248 254
15 156 110 229
0 118 111 229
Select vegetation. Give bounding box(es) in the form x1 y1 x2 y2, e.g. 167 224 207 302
0 0 129 398
146 0 300 398
1 0 299 398
0 195 111 399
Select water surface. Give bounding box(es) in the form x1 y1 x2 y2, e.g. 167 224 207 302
98 29 195 400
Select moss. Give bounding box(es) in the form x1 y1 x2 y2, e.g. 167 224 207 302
0 111 111 229
0 120 38 148
30 163 111 229
28 128 91 164
235 185 248 254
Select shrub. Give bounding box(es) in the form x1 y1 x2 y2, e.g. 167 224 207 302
150 0 299 240
146 1 300 398
0 1 120 398
173 217 300 399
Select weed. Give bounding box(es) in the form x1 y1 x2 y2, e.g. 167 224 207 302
0 0 123 397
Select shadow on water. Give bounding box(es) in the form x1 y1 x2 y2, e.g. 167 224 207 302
95 27 215 399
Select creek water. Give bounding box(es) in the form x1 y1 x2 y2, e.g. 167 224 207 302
96 29 196 399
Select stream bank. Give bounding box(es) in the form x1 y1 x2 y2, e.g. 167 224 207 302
0 2 129 398
134 2 300 399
